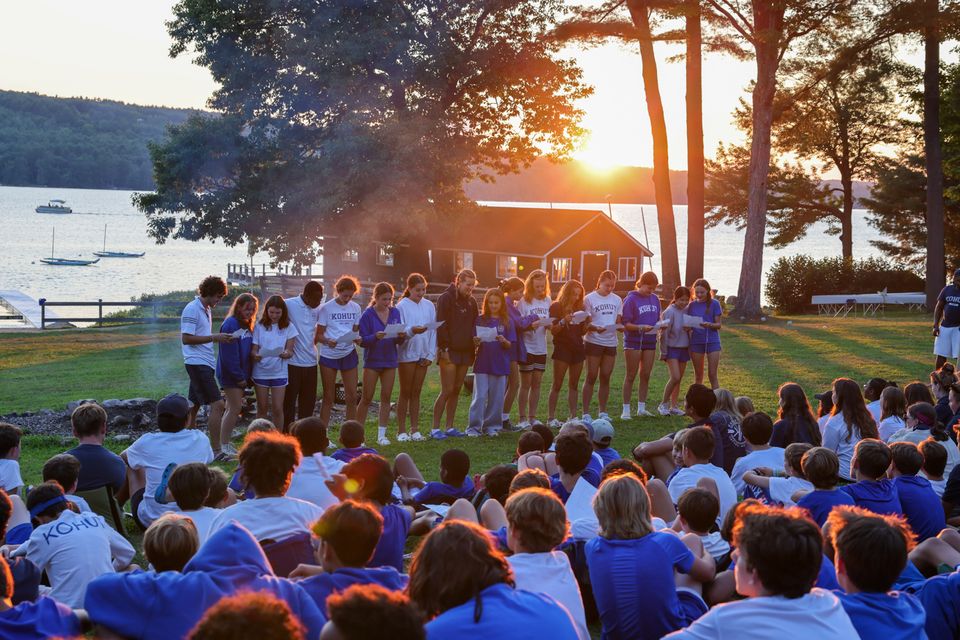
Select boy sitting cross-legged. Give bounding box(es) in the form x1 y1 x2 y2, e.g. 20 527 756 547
729 412 784 499
677 488 731 564
888 441 946 541
795 447 855 527
667 426 737 525
742 442 813 507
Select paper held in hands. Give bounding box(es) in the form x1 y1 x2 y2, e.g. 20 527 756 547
570 310 590 325
335 331 360 346
683 315 703 329
536 317 556 328
476 326 499 342
422 320 445 330
599 322 623 333
383 323 407 338
258 346 283 358
230 329 247 338
654 319 671 329
565 477 600 541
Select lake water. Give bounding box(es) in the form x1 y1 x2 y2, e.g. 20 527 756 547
0 185 884 311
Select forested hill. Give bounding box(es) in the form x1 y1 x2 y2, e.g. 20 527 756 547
0 91 196 190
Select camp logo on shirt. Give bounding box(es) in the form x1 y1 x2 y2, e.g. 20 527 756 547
328 312 358 321
635 304 658 315
591 303 619 314
945 295 960 307
41 516 106 544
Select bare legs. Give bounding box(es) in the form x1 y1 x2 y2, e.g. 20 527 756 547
692 350 720 389
518 369 543 424
583 354 616 417
221 390 244 448
548 360 584 422
662 359 687 408
255 385 285 429
357 368 395 427
433 360 470 430
320 365 358 427
397 362 429 435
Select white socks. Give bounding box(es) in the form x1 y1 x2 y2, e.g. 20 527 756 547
622 403 630 413
377 426 387 439
637 402 646 412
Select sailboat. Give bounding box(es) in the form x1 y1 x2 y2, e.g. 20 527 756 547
39 228 100 266
93 224 145 258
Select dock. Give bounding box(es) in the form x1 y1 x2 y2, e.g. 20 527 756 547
0 290 64 329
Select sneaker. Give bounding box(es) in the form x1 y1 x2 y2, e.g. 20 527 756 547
377 435 392 446
502 419 513 431
221 442 238 457
430 429 448 440
598 412 610 421
669 407 685 416
445 428 466 438
410 431 425 442
658 403 672 416
517 420 531 431
484 429 499 437
397 433 410 442
581 414 593 426
637 409 655 417
548 419 562 429
213 450 235 463
620 408 632 420
466 430 481 438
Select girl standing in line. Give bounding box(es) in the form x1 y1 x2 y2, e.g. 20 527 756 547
517 270 553 429
582 271 623 424
317 276 362 429
501 277 537 431
396 273 435 442
357 282 404 445
251 295 299 429
686 278 723 389
547 280 588 428
433 269 479 438
822 378 879 481
657 286 691 416
468 288 516 437
621 271 661 419
216 292 258 457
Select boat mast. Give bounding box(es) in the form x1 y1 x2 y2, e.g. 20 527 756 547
51 228 55 258
103 224 107 252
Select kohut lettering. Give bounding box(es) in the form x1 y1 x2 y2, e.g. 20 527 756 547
42 516 103 544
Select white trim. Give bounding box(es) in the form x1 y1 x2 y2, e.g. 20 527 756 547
432 247 543 259
551 257 573 282
541 213 604 257
618 256 638 281
579 250 610 283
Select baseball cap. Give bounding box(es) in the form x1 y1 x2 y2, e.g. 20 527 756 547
591 418 615 445
156 393 192 419
813 390 832 402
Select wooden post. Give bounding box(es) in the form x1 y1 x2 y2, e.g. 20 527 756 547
40 300 46 330
98 299 103 327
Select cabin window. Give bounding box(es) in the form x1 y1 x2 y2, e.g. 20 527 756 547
376 243 395 267
552 257 572 282
455 251 474 272
618 257 638 282
342 248 359 263
497 255 518 278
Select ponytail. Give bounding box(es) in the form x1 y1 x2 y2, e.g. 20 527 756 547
369 282 395 307
403 273 427 299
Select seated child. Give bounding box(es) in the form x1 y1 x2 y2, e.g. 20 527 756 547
144 513 200 572
588 474 715 640
294 500 407 613
205 467 235 509
322 583 425 640
65 402 126 493
41 454 91 513
742 442 813 507
729 412 785 498
0 424 24 495
591 418 620 467
187 591 305 640
471 464 518 511
11 482 135 608
889 441 946 541
919 438 948 497
826 506 926 639
228 418 278 499
795 447 855 527
840 439 902 516
667 426 738 524
677 488 731 564
331 421 379 464
0 489 39 604
0 555 80 640
550 433 595 504
735 396 755 417
506 488 589 640
285 417 346 509
667 504 859 639
396 449 475 505
531 422 554 450
169 463 222 546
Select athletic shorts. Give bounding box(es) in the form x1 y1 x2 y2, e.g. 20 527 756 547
440 350 475 367
552 343 586 365
690 343 722 355
625 339 657 351
585 343 617 358
319 350 359 371
935 326 960 358
253 377 288 388
519 353 547 372
662 347 691 363
676 588 709 624
186 364 221 406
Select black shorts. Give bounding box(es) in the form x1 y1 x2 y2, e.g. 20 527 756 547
130 487 146 531
585 343 618 358
440 349 475 367
552 343 586 365
186 364 221 406
519 353 547 372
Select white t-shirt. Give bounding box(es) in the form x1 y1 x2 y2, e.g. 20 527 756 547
880 416 906 442
396 297 438 363
66 494 92 513
179 506 222 547
252 322 300 380
885 429 960 477
665 588 859 640
729 448 785 498
125 430 215 526
285 296 322 367
668 463 737 525
821 414 864 481
923 473 947 497
209 496 324 541
583 291 623 347
180 297 215 368
509 551 590 640
12 509 135 608
700 531 731 563
285 454 346 510
318 299 362 359
517 297 553 356
0 459 24 493
866 399 882 425
769 476 814 507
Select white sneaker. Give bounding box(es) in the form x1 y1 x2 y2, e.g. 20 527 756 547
396 433 410 442
377 436 391 446
637 409 655 417
410 431 425 441
620 408 631 420
221 442 238 457
658 403 672 416
517 420 531 431
548 419 562 429
598 412 610 421
670 407 685 416
581 414 593 425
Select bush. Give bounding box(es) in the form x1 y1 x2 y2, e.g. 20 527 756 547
764 256 924 314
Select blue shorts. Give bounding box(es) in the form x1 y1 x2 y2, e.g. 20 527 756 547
663 347 691 362
253 377 288 388
690 343 721 355
676 588 709 624
186 364 221 405
625 339 657 351
5 522 31 545
319 350 359 371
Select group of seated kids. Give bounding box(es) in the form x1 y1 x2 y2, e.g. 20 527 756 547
3 368 960 639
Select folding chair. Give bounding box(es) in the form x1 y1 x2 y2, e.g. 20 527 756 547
74 485 126 536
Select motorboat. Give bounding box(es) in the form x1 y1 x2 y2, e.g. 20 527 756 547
35 199 73 214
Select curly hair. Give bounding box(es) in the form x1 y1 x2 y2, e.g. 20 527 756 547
197 275 227 299
238 431 301 496
188 592 304 640
327 584 425 640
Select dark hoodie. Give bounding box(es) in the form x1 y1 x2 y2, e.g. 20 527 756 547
436 283 479 354
84 522 325 640
300 565 408 613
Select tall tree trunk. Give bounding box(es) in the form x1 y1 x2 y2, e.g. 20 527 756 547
924 0 945 308
627 0 681 292
685 0 705 286
840 170 854 260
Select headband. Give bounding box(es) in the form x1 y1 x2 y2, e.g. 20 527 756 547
915 411 934 427
29 495 67 518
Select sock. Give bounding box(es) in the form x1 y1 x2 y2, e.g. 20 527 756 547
638 402 646 412
622 404 630 413
502 413 510 421
378 426 387 439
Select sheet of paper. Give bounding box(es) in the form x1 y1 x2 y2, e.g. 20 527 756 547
424 503 451 518
476 325 499 342
565 477 599 541
230 329 247 338
335 330 359 345
383 323 407 337
536 317 556 328
599 322 623 332
571 310 590 325
683 315 703 328
654 319 671 329
258 346 283 358
422 320 445 330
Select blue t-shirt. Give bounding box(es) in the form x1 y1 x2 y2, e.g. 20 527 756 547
368 504 412 572
837 591 928 640
65 443 127 492
840 478 902 516
586 533 697 640
0 596 80 640
938 284 960 327
797 489 856 527
473 316 516 376
300 566 408 614
425 582 578 640
505 294 536 363
595 446 621 468
359 306 402 370
686 299 722 345
895 475 946 541
413 477 475 505
330 446 379 464
909 570 960 639
621 291 661 348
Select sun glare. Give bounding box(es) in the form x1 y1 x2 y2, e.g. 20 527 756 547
574 130 646 171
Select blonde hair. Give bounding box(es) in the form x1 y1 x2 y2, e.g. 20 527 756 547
505 488 569 552
594 473 654 539
523 269 551 303
144 513 199 572
714 389 743 421
247 418 277 434
735 396 755 417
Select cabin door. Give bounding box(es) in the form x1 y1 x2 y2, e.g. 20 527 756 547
580 251 610 289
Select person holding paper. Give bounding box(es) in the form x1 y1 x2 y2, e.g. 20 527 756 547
215 292 258 460
501 277 539 432
517 270 553 429
283 280 324 431
358 282 405 445
467 289 516 437
548 280 588 428
251 295 299 430
686 278 723 389
582 270 624 427
433 269 479 439
396 273 437 442
318 276 363 431
621 271 662 421
658 286 693 416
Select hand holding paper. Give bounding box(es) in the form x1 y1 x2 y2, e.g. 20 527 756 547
335 330 360 346
571 310 590 325
654 319 671 329
422 320 445 330
258 346 283 358
383 323 407 338
476 326 499 342
536 317 556 329
683 315 703 328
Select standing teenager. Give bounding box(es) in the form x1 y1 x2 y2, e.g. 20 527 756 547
357 282 404 445
317 276 362 429
216 292 258 460
687 278 722 389
433 269 479 438
283 281 324 431
501 277 537 431
582 270 623 424
658 286 691 416
396 273 435 442
933 267 960 369
621 271 662 419
252 295 299 430
468 289 516 437
547 280 587 428
516 270 552 429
